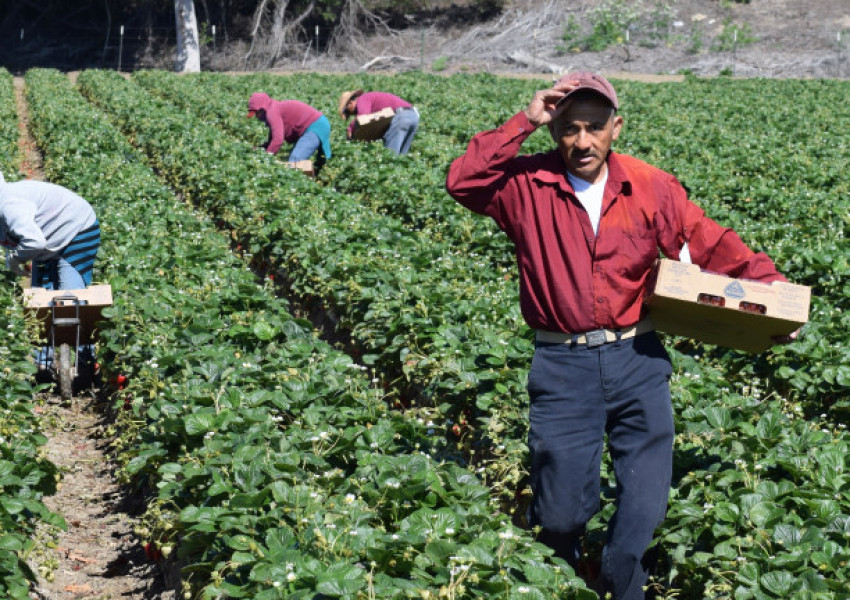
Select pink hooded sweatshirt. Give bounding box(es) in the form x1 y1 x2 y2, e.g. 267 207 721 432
247 92 323 155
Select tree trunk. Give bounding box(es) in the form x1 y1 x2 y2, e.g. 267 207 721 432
174 0 201 72
269 0 290 63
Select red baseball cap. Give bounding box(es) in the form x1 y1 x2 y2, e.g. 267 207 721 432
555 71 619 110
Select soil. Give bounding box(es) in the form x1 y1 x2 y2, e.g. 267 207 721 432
28 397 172 600
14 78 174 600
13 78 42 179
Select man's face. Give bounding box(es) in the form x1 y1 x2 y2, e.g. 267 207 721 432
552 95 623 184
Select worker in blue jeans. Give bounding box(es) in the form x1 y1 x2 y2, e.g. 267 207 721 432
1 175 100 378
247 93 332 167
446 72 794 598
383 107 419 156
339 90 419 155
528 332 674 594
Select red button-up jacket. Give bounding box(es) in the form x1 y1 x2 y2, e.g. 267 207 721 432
446 112 786 334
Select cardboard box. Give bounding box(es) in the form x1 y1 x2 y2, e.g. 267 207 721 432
279 159 314 177
351 107 395 141
645 259 810 353
24 284 113 345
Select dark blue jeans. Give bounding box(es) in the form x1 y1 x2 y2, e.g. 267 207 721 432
527 332 674 600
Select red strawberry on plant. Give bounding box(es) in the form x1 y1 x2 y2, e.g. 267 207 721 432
143 542 162 562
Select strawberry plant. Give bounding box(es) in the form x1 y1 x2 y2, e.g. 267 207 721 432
82 69 536 504
0 68 65 600
0 68 20 178
11 67 849 597
24 68 593 599
77 69 850 595
0 276 65 600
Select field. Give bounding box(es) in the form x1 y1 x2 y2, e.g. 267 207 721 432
1 67 849 599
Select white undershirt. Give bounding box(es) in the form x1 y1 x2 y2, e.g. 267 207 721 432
567 171 607 235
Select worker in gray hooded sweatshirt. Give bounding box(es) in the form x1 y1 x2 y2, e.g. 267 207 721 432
0 173 100 290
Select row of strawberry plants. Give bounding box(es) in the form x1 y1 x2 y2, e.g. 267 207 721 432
128 70 562 490
127 70 592 515
129 69 850 282
131 69 519 314
78 69 536 506
129 69 528 451
129 69 850 419
0 67 65 600
25 67 588 599
90 70 850 595
612 77 850 414
0 271 61 600
131 70 520 259
0 68 19 176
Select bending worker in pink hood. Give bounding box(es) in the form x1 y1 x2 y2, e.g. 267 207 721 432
246 93 332 165
339 90 418 155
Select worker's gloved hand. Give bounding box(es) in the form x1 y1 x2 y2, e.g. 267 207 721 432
5 253 27 276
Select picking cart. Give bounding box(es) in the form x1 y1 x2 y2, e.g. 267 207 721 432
24 285 113 402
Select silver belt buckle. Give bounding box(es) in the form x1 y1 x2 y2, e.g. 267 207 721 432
585 329 607 348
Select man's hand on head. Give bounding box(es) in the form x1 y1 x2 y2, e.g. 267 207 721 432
524 79 580 128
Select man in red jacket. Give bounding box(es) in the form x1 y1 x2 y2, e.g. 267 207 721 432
446 72 792 599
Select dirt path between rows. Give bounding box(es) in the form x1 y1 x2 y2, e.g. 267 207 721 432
30 398 164 600
14 76 172 600
14 77 43 181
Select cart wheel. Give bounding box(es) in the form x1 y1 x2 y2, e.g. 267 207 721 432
58 343 74 403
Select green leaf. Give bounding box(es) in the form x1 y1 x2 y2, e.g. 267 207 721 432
713 502 740 523
230 551 257 566
424 540 455 564
772 524 801 548
315 563 364 596
184 412 217 436
454 541 495 567
0 535 24 552
735 562 760 587
252 320 277 340
748 501 780 527
0 497 25 515
759 571 795 597
704 406 732 430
